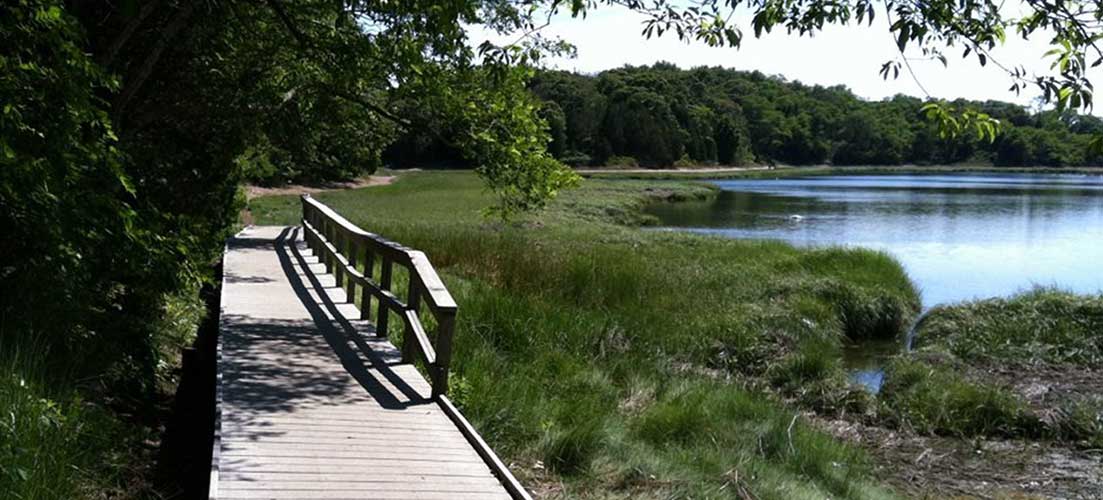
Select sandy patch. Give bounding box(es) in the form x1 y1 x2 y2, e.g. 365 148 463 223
245 175 395 200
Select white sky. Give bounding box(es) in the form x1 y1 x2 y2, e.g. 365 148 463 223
471 3 1102 110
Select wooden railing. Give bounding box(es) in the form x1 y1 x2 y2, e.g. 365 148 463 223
300 194 456 398
299 195 532 499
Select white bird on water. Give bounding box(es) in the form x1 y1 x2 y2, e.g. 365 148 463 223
789 214 804 221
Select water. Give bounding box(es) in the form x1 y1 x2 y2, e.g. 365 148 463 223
645 173 1103 391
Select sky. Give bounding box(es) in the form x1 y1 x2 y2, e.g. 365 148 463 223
471 3 1100 110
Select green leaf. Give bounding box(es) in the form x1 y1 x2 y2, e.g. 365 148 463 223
896 23 910 51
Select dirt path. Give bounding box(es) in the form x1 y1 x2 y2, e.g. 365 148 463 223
241 175 396 226
244 175 395 200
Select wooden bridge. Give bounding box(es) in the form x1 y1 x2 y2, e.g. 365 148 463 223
209 195 529 499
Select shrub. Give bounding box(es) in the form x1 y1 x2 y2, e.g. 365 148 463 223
672 154 696 168
604 155 639 168
559 150 593 167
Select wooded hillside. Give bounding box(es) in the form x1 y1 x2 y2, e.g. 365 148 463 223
458 64 1103 169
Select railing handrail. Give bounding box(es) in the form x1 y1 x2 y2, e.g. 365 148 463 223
301 194 457 313
297 195 533 500
299 194 455 398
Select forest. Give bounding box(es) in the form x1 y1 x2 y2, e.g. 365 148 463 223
394 64 1103 169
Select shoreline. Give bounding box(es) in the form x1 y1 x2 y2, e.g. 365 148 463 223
579 164 1103 180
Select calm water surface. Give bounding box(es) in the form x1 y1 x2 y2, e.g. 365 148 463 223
646 173 1103 391
648 173 1103 306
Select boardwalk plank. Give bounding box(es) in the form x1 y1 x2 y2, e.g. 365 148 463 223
214 226 514 499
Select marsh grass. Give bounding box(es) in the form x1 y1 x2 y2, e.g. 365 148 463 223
250 170 921 498
883 288 1103 446
914 287 1103 366
1054 398 1103 448
878 358 1040 438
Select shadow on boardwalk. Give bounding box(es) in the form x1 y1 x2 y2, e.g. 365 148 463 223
220 227 430 431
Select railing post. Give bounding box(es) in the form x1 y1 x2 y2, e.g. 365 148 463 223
376 257 393 338
432 310 455 399
328 222 338 275
402 279 421 364
345 234 356 304
334 230 345 289
361 246 374 321
299 197 312 254
321 219 332 273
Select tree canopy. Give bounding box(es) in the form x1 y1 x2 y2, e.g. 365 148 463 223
523 65 1103 167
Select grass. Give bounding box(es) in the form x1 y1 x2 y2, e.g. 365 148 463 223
913 287 1103 366
0 342 126 499
0 280 208 499
877 288 1103 445
250 170 920 498
877 357 1040 438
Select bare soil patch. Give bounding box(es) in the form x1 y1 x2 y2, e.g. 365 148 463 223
241 175 396 226
984 363 1103 427
817 362 1103 499
820 417 1103 499
245 175 395 200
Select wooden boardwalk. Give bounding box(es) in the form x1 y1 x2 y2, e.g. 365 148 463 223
210 224 524 499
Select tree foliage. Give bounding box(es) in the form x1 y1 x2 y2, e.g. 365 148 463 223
602 0 1103 117
522 65 1103 167
1 0 580 395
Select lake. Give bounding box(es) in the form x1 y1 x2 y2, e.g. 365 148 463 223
646 172 1103 392
647 173 1103 307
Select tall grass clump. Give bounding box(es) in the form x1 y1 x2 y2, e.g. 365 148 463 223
0 343 125 499
878 358 1040 437
0 279 209 498
1053 398 1103 448
913 287 1103 366
795 248 920 340
630 383 892 500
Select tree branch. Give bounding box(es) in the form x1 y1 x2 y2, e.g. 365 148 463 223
114 1 195 117
334 91 413 129
97 0 162 67
265 0 312 50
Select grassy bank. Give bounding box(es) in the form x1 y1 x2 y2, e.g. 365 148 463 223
879 288 1103 447
251 171 920 498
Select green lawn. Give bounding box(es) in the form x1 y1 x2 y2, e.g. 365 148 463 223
251 170 920 499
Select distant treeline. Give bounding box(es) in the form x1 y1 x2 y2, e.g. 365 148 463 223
389 63 1103 169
